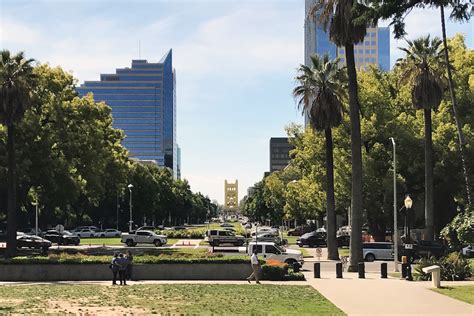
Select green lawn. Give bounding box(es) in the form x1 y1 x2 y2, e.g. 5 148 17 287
0 284 344 315
432 285 474 305
81 238 178 246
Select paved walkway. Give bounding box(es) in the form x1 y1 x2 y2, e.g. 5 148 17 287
304 271 474 315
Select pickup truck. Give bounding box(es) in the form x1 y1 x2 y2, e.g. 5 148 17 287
121 230 167 247
245 242 304 268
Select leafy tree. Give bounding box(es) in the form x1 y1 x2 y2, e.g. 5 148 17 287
397 36 446 240
369 0 473 206
293 54 346 259
0 50 36 257
440 209 474 246
309 0 378 271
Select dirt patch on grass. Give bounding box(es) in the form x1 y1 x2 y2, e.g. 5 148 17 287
46 299 148 315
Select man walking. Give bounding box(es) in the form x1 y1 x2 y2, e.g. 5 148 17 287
246 249 261 284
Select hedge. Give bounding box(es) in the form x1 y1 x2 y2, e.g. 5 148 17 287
0 253 251 265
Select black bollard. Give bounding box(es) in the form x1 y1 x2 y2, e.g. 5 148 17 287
401 263 407 278
406 264 413 281
336 262 343 278
314 262 321 279
381 263 387 279
358 262 365 279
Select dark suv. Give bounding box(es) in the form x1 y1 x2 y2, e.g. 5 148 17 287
288 226 314 236
399 240 446 261
296 231 327 247
42 230 80 245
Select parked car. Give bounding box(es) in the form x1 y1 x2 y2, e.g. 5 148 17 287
287 225 314 236
72 228 96 238
244 223 252 229
20 228 42 235
205 229 245 246
42 230 80 245
250 227 278 237
121 230 167 247
72 226 98 233
16 235 52 250
337 235 350 247
252 232 287 246
363 242 394 262
94 229 122 238
297 231 327 248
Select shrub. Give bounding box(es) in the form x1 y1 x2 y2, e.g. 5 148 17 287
0 253 251 265
159 229 207 239
439 209 474 246
416 252 472 281
261 264 287 280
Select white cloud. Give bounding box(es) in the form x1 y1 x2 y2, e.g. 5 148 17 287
0 18 41 45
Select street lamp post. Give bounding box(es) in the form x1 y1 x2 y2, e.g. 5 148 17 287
404 195 413 281
128 184 134 232
390 137 399 272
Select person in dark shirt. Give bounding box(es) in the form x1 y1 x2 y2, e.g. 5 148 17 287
110 253 119 285
117 253 128 285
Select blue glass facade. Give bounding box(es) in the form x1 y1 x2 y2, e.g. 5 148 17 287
378 27 391 71
77 50 177 177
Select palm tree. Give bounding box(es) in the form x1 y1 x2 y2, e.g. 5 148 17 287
293 54 346 260
0 50 36 257
397 36 445 240
309 0 377 271
439 3 472 207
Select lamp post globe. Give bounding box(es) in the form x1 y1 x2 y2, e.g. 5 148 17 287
128 184 134 232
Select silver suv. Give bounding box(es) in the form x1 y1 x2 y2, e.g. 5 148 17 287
206 229 245 246
363 242 394 262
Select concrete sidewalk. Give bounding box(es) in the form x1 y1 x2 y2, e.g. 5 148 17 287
304 271 474 315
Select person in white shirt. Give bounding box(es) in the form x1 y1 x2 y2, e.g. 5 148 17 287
246 249 261 284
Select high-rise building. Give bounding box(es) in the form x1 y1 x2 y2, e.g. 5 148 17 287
304 0 390 71
77 50 177 177
269 137 294 173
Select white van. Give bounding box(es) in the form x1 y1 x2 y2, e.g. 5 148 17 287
246 242 304 267
363 242 394 262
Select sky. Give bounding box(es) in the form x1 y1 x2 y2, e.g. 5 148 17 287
1 0 473 204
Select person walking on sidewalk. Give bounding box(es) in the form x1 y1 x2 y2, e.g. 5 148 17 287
110 253 119 285
246 249 261 284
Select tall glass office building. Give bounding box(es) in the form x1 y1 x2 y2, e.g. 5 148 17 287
77 50 178 178
304 0 390 71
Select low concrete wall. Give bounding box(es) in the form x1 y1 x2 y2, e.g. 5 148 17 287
0 263 253 281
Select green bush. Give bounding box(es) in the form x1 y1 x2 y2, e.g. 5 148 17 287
416 252 472 281
0 253 250 265
261 264 305 281
439 209 473 246
261 264 287 280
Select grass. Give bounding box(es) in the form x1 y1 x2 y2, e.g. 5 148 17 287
82 238 178 246
338 248 349 257
0 284 345 315
432 285 474 305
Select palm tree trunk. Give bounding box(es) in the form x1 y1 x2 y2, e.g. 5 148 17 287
345 43 364 271
440 6 472 207
5 123 18 257
424 108 434 240
325 127 339 260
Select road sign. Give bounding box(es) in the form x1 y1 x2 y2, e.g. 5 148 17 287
404 244 413 249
